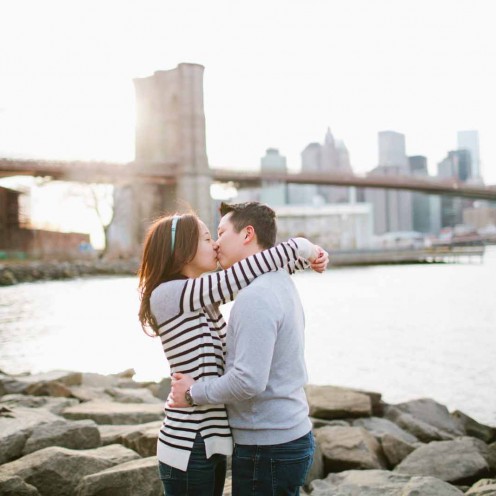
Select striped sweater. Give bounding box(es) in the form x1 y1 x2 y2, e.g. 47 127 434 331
150 238 314 471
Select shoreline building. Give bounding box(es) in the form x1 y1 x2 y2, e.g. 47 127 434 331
275 203 373 250
290 128 352 205
437 150 473 228
409 155 441 235
260 148 287 206
457 130 481 182
364 131 413 235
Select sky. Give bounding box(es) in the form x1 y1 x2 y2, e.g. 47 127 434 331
1 0 495 243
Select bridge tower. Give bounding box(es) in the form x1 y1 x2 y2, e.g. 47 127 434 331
107 63 213 257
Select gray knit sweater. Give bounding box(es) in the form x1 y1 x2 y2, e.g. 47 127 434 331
192 268 312 445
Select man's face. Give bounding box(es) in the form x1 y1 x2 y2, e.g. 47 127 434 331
215 212 248 269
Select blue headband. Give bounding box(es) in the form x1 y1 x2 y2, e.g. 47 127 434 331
171 215 180 253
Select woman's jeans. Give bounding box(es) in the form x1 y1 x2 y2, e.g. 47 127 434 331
232 431 315 496
158 434 227 496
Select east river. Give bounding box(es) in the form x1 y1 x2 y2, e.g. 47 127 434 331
1 247 495 425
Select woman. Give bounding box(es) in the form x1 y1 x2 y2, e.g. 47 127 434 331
138 212 325 496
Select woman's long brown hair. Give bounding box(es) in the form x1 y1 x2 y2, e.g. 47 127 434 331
138 213 200 336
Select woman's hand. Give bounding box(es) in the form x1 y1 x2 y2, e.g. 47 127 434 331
166 372 195 408
310 246 329 273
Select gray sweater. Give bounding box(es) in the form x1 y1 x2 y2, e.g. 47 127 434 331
192 269 312 445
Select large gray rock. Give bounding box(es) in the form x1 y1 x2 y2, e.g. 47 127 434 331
305 385 372 420
68 386 114 402
0 407 61 464
146 377 171 401
0 474 40 495
451 410 496 444
305 440 324 486
0 444 140 496
24 381 74 398
384 405 455 442
99 421 161 456
104 387 162 404
395 437 490 484
23 419 101 454
380 433 419 467
0 394 79 415
0 371 82 397
393 398 464 437
310 469 464 496
61 400 164 425
352 416 419 444
314 426 388 474
466 478 496 495
76 456 161 495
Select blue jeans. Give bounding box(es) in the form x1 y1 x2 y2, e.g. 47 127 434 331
232 431 315 496
158 434 227 496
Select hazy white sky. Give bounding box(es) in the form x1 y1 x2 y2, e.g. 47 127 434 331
1 0 495 185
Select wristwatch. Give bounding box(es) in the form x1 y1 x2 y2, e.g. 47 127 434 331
185 386 197 407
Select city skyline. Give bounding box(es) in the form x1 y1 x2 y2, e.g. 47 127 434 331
0 1 495 184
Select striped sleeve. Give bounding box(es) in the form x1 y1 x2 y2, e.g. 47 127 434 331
181 238 316 312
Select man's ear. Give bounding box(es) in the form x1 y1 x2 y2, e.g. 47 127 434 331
243 225 256 244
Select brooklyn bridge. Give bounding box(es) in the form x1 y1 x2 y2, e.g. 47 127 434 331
1 63 495 256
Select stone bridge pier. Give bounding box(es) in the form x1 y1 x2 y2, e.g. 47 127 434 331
107 63 213 258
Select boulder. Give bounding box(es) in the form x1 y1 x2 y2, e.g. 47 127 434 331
466 478 496 495
76 456 161 495
380 433 418 467
104 387 162 404
0 394 79 414
393 398 464 437
146 377 171 401
0 474 40 495
68 386 114 402
384 405 455 442
0 407 61 464
305 385 372 420
309 469 464 496
314 426 388 474
0 371 82 397
98 421 161 456
61 400 164 425
452 410 496 444
395 437 490 484
352 416 419 444
23 419 101 454
310 418 349 429
0 444 140 496
24 381 74 398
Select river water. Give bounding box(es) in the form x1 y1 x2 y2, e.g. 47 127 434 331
1 247 495 426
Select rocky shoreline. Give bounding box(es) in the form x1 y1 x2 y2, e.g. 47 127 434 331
0 260 140 286
0 369 495 496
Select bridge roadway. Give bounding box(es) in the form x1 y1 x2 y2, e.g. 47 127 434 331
1 157 495 201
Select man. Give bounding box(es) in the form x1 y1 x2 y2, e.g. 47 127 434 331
169 201 328 495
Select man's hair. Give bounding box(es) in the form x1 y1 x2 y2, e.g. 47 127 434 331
219 201 277 249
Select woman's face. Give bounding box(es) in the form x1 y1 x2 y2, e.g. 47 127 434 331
183 220 218 277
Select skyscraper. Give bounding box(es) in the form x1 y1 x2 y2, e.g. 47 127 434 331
364 131 413 234
260 148 287 206
437 150 473 227
457 130 481 181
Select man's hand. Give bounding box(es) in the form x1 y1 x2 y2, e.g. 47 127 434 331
167 373 196 408
310 246 329 273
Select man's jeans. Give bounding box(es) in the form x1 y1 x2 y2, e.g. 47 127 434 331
232 431 315 496
158 434 226 496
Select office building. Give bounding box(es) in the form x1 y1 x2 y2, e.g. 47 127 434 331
364 131 413 235
275 203 373 250
437 150 473 227
260 148 287 206
457 130 481 181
